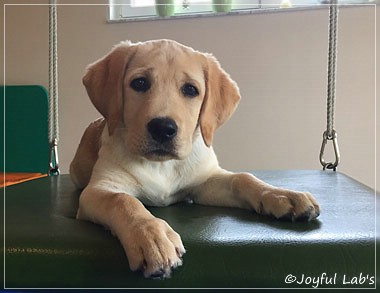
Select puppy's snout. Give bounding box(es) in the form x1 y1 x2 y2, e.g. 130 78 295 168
147 117 178 143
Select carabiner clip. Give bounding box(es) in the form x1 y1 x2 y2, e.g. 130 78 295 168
49 138 60 176
319 130 340 171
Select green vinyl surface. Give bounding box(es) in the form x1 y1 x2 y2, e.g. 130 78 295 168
2 170 378 289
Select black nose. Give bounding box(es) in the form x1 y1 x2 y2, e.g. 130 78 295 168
147 117 178 143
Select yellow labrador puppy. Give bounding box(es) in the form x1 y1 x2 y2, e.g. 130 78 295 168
70 39 320 279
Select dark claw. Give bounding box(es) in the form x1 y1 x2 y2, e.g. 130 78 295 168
298 206 319 221
314 207 320 218
296 212 312 222
278 212 296 222
150 268 167 279
280 206 319 222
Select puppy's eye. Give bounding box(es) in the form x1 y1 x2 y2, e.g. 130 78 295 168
181 83 199 98
130 77 150 92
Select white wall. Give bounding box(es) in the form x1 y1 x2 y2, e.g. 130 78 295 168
1 1 378 191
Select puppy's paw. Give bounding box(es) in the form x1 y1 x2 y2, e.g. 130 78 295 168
121 217 185 279
258 190 320 221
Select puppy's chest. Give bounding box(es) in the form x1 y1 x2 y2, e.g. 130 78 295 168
131 164 193 207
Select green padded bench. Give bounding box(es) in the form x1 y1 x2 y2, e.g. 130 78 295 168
2 170 378 289
1 85 49 174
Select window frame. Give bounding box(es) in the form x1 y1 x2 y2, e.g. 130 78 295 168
109 0 375 22
110 0 262 19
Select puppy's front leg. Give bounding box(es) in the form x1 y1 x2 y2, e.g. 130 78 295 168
192 170 320 221
77 187 185 278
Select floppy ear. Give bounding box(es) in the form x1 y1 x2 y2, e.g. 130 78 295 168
200 54 241 147
82 41 137 136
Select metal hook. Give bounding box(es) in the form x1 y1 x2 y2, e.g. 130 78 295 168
49 138 60 176
319 130 340 171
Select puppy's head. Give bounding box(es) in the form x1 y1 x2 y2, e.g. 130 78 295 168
83 39 240 161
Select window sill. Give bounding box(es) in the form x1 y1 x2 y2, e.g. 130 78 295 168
107 4 372 24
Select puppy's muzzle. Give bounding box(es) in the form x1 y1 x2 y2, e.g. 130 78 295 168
147 117 178 144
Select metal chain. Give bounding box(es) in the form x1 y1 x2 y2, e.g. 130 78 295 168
320 0 340 171
48 0 60 175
